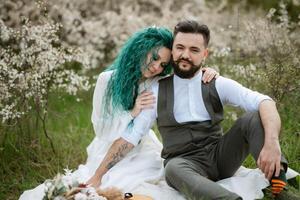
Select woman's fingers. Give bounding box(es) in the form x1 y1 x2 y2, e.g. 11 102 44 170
138 91 153 98
139 96 155 102
132 91 155 117
140 98 155 105
201 68 219 83
141 104 154 109
137 92 155 106
204 73 214 83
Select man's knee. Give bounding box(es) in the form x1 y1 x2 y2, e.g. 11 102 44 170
165 157 185 179
164 157 191 188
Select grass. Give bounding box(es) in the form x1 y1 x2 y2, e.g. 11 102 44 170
0 90 94 200
0 87 299 200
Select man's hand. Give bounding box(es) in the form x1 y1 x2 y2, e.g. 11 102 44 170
258 100 283 180
97 187 124 200
201 67 219 83
86 173 102 188
257 138 282 180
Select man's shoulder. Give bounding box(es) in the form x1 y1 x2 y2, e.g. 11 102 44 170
215 75 239 87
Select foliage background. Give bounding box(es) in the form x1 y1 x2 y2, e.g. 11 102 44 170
0 0 299 199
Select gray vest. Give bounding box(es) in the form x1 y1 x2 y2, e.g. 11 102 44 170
157 75 224 160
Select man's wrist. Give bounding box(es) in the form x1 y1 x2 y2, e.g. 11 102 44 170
263 135 279 146
264 130 279 141
265 136 279 141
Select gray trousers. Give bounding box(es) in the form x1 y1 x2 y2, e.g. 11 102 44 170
164 112 288 200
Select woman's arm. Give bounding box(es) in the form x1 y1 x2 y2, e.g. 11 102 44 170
86 137 134 188
88 75 156 188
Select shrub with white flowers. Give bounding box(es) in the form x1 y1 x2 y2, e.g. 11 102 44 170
0 19 90 124
238 2 300 102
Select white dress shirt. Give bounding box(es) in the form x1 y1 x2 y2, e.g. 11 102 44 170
122 71 272 146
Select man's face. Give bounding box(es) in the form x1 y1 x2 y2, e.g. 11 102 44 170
172 32 208 78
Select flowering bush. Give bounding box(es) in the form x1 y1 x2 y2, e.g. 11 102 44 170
206 2 300 104
240 3 300 102
0 0 243 69
0 19 90 124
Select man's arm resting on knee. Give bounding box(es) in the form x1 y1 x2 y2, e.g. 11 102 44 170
87 137 134 187
258 99 282 179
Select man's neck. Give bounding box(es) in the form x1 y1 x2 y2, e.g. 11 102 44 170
174 67 202 80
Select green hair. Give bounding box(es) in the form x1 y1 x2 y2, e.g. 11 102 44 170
104 26 173 116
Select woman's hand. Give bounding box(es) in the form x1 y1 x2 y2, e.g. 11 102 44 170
201 67 219 83
86 173 102 188
97 187 124 200
131 91 155 118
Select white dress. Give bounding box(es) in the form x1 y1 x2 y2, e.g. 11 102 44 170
19 70 298 200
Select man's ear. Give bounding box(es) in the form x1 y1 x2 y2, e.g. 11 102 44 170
203 48 209 58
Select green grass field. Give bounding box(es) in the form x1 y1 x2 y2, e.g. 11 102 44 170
0 88 299 200
0 90 94 200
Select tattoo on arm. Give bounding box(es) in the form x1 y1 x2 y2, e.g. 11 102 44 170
106 142 132 170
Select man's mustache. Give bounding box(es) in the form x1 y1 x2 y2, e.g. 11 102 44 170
174 58 194 66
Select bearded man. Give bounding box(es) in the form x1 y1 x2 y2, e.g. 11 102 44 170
121 20 288 199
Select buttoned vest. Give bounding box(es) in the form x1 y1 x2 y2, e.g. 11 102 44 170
157 75 224 160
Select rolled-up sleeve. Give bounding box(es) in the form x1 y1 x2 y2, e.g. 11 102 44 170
121 82 159 146
121 111 156 145
216 76 273 112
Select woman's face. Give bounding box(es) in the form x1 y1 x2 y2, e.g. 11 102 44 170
142 47 171 78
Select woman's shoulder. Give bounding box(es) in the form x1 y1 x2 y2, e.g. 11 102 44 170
97 70 114 82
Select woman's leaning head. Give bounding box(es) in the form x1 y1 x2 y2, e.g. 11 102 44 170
106 26 173 112
112 26 173 78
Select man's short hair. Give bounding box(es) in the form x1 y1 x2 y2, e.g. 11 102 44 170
173 20 210 47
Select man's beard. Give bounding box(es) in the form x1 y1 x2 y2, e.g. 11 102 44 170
171 57 202 79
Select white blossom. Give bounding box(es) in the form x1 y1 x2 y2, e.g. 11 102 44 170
0 18 91 123
43 172 108 200
74 193 88 200
267 8 276 19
